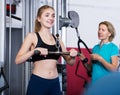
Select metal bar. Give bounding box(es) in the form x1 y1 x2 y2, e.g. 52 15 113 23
61 1 67 94
52 0 59 35
21 0 26 94
49 51 70 55
48 51 81 56
0 1 6 95
0 0 6 67
61 0 67 64
8 2 12 95
24 0 31 93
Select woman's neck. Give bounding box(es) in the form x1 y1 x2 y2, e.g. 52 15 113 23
39 27 51 34
100 39 109 47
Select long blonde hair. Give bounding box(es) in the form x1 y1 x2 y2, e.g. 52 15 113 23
34 5 54 32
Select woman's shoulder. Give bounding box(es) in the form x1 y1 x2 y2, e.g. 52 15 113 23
110 42 117 45
93 43 99 48
109 42 118 49
24 32 37 42
26 32 36 37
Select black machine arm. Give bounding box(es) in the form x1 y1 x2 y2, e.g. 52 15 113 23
75 28 91 54
75 27 92 81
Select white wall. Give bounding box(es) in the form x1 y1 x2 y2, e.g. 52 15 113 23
66 0 120 48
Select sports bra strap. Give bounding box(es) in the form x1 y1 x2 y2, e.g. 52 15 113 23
52 34 56 41
36 32 41 41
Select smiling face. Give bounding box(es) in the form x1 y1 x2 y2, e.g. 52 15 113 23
98 24 111 42
37 8 55 29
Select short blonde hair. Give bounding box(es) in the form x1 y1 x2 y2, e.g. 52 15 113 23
99 21 116 41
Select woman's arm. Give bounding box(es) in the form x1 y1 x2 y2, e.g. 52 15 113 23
15 33 35 64
59 40 77 66
91 54 119 71
79 53 92 75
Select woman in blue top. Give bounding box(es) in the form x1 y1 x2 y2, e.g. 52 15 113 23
80 21 119 84
91 21 119 83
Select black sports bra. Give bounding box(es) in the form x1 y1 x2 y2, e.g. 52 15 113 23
31 32 62 62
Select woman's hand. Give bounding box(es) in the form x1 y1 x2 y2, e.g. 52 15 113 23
90 54 102 62
35 47 48 56
69 49 78 57
79 53 86 60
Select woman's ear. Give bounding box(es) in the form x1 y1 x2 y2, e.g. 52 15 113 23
37 17 41 22
108 33 111 37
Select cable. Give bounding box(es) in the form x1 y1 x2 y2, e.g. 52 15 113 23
75 27 92 87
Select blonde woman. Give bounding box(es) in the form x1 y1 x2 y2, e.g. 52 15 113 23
91 21 119 83
15 5 77 95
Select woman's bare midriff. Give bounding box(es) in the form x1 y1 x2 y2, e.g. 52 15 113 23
32 59 59 79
